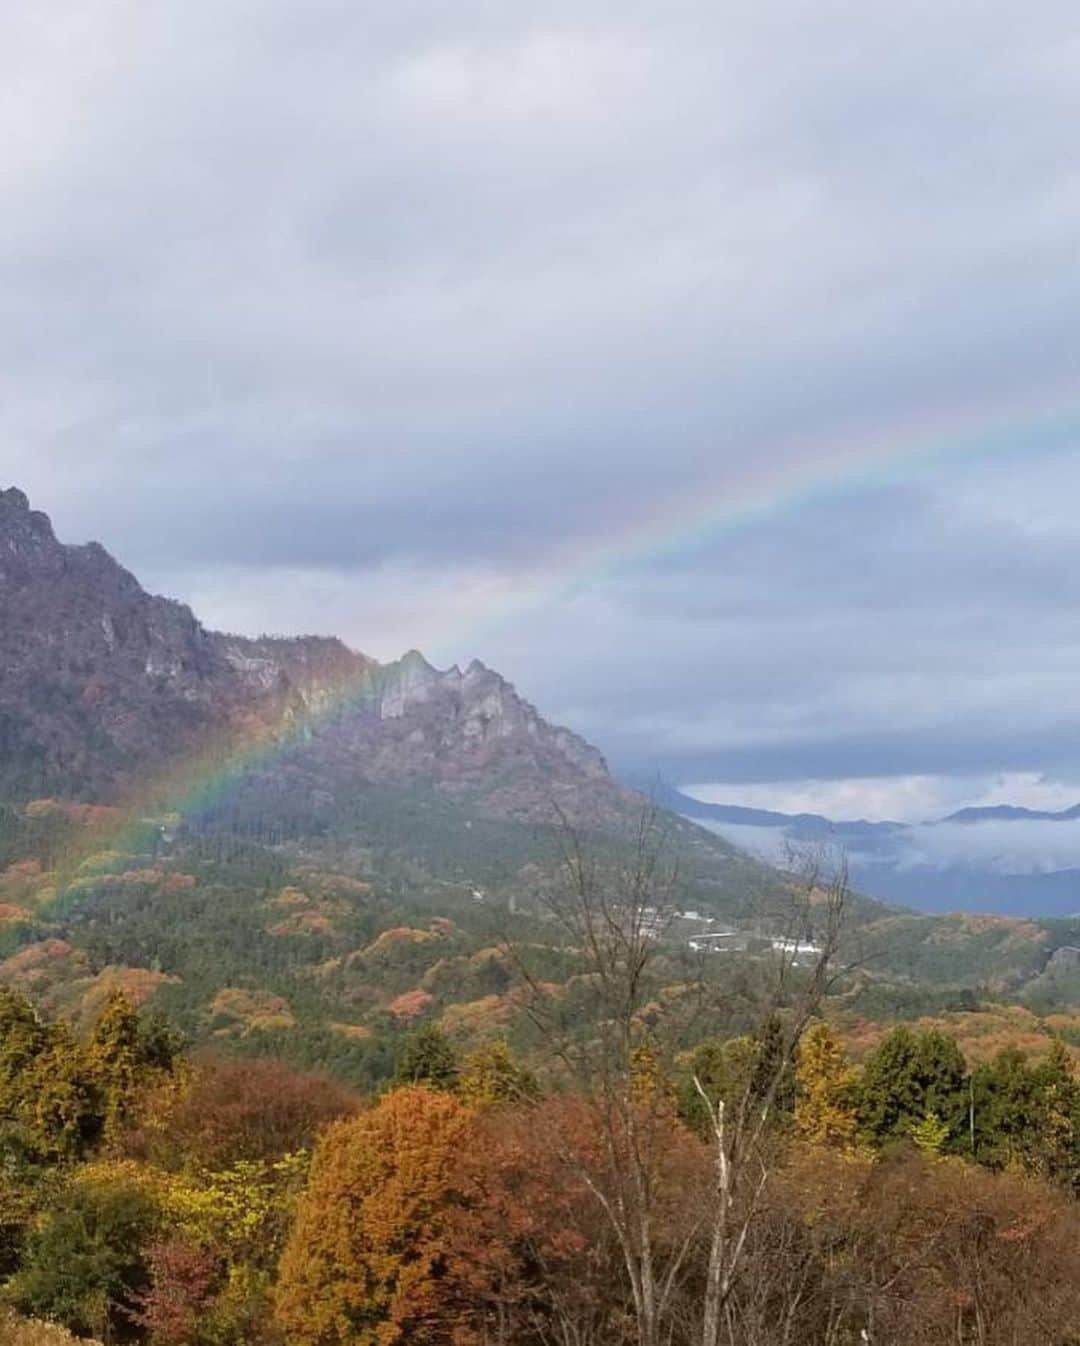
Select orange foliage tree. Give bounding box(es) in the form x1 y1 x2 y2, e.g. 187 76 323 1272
275 1085 473 1345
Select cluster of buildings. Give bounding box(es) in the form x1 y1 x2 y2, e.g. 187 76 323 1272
681 912 823 963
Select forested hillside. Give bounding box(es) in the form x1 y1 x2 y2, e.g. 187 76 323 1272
7 853 1080 1346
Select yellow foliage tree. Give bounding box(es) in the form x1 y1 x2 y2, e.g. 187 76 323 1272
794 1021 858 1149
144 1151 309 1342
457 1040 537 1108
159 1152 309 1265
84 991 143 1143
629 1037 676 1109
275 1086 473 1346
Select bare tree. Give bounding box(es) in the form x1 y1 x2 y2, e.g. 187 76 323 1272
693 844 851 1346
506 807 852 1346
506 800 695 1346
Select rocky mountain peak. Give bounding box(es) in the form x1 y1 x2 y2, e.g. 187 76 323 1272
0 488 624 823
0 486 66 581
377 649 446 719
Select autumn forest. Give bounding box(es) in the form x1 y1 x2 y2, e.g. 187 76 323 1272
6 827 1080 1346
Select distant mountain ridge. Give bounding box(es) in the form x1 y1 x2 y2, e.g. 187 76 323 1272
942 804 1080 824
661 783 1080 917
662 783 1080 833
0 486 618 822
653 784 904 837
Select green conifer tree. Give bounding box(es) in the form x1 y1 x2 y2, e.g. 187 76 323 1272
394 1024 458 1091
857 1027 967 1150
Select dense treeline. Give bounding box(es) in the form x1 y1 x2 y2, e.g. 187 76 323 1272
6 990 1080 1343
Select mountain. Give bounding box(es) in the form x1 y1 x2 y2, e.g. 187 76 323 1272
10 488 1080 1079
0 487 809 1078
663 783 1080 918
0 486 618 823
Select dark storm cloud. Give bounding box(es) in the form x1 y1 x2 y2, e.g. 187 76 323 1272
4 0 1080 811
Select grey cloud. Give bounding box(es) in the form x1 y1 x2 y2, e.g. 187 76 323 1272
703 815 1080 880
899 820 1080 876
691 823 795 869
5 1 1080 818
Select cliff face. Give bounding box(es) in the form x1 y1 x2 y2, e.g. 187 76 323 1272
0 487 233 794
321 651 617 819
0 488 623 821
372 652 607 780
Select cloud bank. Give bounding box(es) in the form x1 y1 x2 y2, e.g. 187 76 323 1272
4 1 1080 815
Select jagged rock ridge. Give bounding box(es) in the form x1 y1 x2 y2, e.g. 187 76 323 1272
0 487 622 821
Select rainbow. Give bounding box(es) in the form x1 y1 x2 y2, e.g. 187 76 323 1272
27 378 1079 899
37 660 383 906
422 386 1078 655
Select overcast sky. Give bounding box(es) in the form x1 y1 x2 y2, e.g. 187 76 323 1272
5 2 1080 821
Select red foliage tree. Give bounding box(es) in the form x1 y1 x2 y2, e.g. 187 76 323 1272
131 1239 219 1345
445 1096 704 1346
136 1055 358 1169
